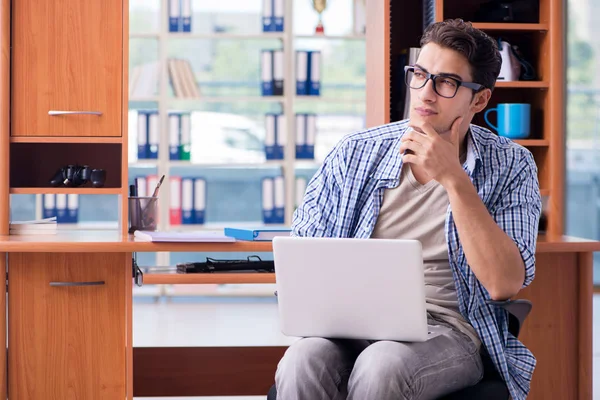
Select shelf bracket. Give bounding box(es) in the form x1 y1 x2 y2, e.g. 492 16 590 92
132 255 143 287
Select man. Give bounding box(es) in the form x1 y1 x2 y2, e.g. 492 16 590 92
275 19 541 400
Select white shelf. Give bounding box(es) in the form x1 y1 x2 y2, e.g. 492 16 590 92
129 96 160 102
169 221 287 231
169 96 285 103
57 222 119 230
167 161 283 168
130 32 285 40
294 96 365 104
295 34 366 40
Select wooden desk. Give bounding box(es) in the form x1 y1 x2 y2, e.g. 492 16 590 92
0 232 597 399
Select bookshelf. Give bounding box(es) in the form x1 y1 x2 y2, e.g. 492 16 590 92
366 0 564 237
127 0 367 255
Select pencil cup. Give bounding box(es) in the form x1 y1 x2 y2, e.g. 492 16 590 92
128 196 158 234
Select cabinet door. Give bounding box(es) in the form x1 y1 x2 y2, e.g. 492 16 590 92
8 253 128 400
11 1 123 137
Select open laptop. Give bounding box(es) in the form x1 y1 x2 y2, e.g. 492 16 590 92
272 236 450 342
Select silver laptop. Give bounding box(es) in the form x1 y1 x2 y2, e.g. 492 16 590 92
273 236 444 342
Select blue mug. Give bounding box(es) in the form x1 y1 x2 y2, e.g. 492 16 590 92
484 103 531 139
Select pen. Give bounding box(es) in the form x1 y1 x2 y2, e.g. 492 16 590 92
151 174 165 198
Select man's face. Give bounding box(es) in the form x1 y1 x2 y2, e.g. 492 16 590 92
408 43 488 140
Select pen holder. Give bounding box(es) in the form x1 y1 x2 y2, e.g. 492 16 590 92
128 196 158 234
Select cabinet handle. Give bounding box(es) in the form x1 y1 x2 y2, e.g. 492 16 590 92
48 110 103 116
49 281 105 287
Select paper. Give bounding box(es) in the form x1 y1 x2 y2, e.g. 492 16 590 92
133 230 236 243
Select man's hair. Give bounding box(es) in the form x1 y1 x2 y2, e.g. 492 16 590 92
420 19 502 91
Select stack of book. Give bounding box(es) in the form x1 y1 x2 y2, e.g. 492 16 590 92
9 217 58 235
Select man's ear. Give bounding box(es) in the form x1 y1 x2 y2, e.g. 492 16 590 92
471 88 492 113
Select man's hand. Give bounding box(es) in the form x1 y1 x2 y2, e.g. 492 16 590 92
399 117 465 187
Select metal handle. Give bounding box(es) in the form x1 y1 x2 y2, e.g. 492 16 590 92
49 281 105 287
48 110 103 116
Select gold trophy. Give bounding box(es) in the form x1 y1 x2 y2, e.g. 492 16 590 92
311 0 327 34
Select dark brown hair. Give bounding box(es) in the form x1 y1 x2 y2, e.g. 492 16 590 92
420 19 502 91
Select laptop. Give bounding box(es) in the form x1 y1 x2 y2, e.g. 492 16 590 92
273 236 449 342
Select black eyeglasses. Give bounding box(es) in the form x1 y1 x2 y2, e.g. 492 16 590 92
404 66 485 99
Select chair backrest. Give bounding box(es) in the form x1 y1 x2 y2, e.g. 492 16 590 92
492 299 532 338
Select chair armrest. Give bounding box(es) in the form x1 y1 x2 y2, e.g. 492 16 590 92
486 299 532 338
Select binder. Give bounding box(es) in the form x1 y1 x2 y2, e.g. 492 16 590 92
194 178 206 224
265 113 277 160
295 113 306 159
67 194 79 224
262 177 274 224
295 176 307 208
308 51 321 96
169 112 181 160
273 49 284 96
223 227 291 241
273 0 285 32
137 111 148 159
180 113 191 160
261 50 274 96
305 113 316 159
181 0 192 32
169 176 182 225
262 0 274 32
181 177 194 224
275 113 286 160
296 51 309 95
55 194 68 223
43 194 56 219
148 111 159 159
147 175 158 199
169 0 181 32
273 176 285 224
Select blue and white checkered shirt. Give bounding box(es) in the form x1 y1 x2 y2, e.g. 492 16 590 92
292 120 542 400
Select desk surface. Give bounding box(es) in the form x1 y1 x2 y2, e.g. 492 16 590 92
0 231 598 253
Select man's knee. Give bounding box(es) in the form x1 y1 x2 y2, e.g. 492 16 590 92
348 341 416 398
276 337 339 381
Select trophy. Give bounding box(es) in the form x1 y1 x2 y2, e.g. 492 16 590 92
311 0 328 34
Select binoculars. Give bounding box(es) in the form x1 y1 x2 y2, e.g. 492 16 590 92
49 164 107 188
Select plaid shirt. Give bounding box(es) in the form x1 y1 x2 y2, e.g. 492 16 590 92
292 120 542 400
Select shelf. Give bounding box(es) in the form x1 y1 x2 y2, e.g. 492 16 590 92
168 221 286 231
169 96 285 103
129 96 159 103
167 161 283 168
472 23 549 31
10 188 123 195
295 96 365 104
143 272 275 285
295 34 366 40
495 81 549 89
10 136 123 144
514 139 549 146
57 222 120 230
540 189 550 197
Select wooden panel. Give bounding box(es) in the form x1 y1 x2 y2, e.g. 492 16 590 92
133 347 287 397
11 0 123 137
121 0 130 236
10 143 122 188
144 272 276 285
365 0 390 127
10 136 122 144
0 0 8 236
8 252 128 399
578 252 593 399
547 0 565 236
517 252 581 399
0 254 6 400
0 231 598 253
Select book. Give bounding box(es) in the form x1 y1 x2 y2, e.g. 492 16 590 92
133 230 236 243
10 217 58 231
223 227 291 241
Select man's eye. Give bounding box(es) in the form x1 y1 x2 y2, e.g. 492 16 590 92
441 79 457 87
414 71 426 78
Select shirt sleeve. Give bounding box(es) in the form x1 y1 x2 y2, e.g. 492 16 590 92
291 140 347 237
491 150 542 288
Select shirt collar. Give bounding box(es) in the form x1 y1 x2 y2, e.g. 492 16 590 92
373 123 483 181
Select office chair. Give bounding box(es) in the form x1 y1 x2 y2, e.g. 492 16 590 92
267 299 532 400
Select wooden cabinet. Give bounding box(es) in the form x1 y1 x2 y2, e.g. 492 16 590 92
8 253 129 399
11 0 124 137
